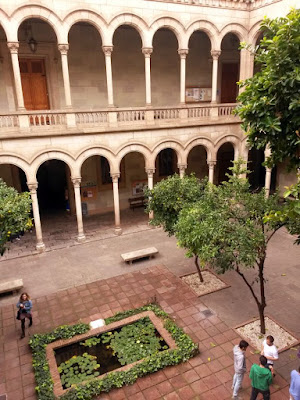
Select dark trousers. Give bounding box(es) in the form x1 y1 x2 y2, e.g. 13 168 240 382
21 316 32 333
250 387 270 400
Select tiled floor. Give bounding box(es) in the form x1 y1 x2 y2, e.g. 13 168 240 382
0 266 293 400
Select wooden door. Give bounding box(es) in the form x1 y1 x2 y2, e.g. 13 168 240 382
19 59 50 110
221 63 239 103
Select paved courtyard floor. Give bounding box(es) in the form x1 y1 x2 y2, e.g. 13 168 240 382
0 221 299 399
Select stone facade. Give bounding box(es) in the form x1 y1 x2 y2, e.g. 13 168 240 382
0 0 298 251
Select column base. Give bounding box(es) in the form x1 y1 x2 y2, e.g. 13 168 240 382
77 234 86 243
114 227 122 236
36 242 45 253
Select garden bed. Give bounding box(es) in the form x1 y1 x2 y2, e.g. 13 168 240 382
181 270 229 297
29 304 198 400
235 315 299 352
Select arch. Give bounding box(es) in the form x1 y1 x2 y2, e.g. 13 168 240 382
107 13 149 47
0 10 9 40
30 150 76 180
215 135 241 160
248 20 264 46
116 143 152 171
0 154 31 181
149 17 185 48
151 140 184 166
183 137 214 165
76 147 116 176
12 5 65 43
218 23 248 48
64 10 108 43
185 20 219 50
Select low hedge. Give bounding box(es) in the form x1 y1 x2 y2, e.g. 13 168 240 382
29 303 199 400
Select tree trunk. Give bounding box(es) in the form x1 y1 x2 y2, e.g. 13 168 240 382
194 255 204 283
259 305 266 335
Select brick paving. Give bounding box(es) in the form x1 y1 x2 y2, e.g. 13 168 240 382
0 265 294 400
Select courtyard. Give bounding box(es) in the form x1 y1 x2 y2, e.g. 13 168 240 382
0 223 299 400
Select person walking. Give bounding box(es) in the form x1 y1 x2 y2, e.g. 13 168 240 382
261 335 279 376
289 367 300 400
249 355 273 400
232 340 249 399
16 292 33 339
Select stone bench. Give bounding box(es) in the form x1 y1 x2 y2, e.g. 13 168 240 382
121 247 158 264
0 279 23 295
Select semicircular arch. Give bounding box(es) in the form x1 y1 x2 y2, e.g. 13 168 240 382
151 140 184 166
12 5 64 43
215 135 241 160
116 143 152 170
185 20 219 50
107 13 149 47
183 137 214 164
150 17 184 48
249 20 264 46
64 10 108 43
76 147 116 176
0 154 31 181
31 150 76 179
219 23 248 48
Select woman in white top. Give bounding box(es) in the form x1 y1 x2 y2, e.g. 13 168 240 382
261 335 279 376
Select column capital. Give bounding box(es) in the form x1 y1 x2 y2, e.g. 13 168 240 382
208 160 217 167
110 173 120 182
7 42 19 54
27 182 38 192
210 50 221 60
142 47 153 58
178 49 189 59
145 168 155 176
178 163 187 171
58 44 69 55
102 46 113 56
72 177 81 187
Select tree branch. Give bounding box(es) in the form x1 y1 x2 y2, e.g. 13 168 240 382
266 224 284 244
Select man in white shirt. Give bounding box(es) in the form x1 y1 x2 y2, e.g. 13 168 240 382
261 335 279 376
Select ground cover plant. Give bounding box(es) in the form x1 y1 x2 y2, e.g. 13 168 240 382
29 303 198 400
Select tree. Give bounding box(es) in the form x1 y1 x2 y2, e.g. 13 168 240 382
235 9 300 170
176 160 284 333
0 178 32 256
146 173 207 281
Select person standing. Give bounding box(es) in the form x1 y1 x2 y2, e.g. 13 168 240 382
232 340 249 399
250 355 273 400
16 292 33 339
261 335 279 375
290 367 300 400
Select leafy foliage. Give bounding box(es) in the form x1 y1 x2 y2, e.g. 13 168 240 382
235 9 300 170
30 304 198 400
101 317 168 365
176 159 284 333
0 178 32 255
146 173 206 236
58 353 100 388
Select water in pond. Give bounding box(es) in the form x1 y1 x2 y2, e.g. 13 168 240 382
54 317 169 389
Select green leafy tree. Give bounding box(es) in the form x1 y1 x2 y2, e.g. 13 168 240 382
235 9 300 170
176 160 284 333
0 178 32 255
146 173 206 281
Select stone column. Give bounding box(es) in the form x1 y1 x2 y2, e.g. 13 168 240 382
178 164 187 178
72 178 86 242
102 46 114 107
265 167 272 198
58 44 72 108
142 47 153 105
7 42 25 110
208 161 216 184
28 183 45 252
210 50 221 103
111 173 122 235
146 168 155 220
178 49 188 104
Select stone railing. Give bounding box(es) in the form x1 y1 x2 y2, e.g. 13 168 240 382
145 0 278 10
0 103 237 134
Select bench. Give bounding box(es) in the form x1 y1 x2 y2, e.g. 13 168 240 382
128 196 147 210
121 247 158 264
0 279 23 295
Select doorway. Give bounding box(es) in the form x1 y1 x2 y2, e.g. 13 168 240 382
221 63 239 103
19 58 50 110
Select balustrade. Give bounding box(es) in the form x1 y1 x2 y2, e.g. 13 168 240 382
0 115 19 128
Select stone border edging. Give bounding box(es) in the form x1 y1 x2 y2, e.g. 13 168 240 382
180 268 230 297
